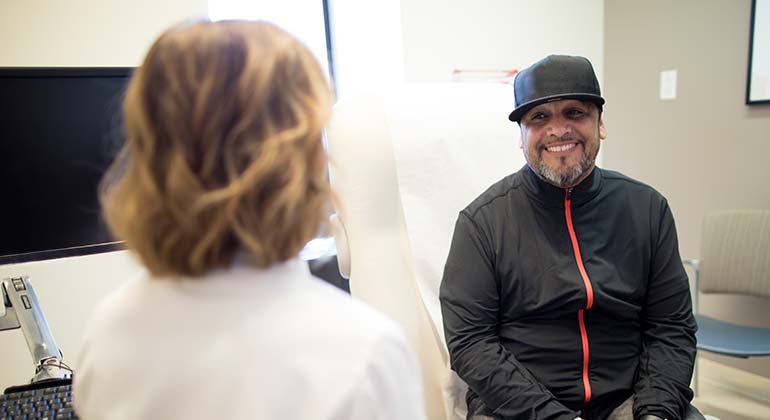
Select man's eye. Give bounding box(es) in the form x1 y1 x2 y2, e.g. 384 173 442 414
531 112 546 120
566 109 585 117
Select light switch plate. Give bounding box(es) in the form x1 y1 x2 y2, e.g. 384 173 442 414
660 70 677 100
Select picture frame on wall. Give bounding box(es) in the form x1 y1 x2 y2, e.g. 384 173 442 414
747 0 770 104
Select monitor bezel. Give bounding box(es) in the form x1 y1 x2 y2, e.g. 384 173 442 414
0 66 134 266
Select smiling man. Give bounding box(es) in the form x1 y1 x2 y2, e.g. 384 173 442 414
440 55 704 420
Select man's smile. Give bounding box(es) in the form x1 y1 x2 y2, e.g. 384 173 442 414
542 141 582 156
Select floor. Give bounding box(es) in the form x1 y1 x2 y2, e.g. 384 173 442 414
693 358 770 420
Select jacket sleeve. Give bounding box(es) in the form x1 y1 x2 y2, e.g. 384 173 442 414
633 201 697 420
440 212 577 420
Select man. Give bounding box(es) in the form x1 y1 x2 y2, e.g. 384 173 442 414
439 55 703 420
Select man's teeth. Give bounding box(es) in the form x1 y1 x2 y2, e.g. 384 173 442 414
546 143 576 152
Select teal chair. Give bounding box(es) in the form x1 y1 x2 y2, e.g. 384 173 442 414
684 209 770 394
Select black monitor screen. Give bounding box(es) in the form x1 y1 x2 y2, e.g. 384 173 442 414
0 68 133 265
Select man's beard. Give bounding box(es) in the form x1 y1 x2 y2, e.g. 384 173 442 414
531 141 599 188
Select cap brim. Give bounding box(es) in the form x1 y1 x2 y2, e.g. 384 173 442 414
508 93 605 122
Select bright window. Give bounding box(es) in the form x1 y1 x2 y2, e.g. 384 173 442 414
208 0 331 78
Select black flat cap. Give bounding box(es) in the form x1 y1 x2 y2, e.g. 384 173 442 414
508 55 605 122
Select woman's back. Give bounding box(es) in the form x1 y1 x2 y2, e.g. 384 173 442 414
74 258 425 419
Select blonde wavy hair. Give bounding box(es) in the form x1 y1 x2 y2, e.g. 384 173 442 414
101 20 333 277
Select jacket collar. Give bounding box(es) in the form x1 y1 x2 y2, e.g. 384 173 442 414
521 164 603 208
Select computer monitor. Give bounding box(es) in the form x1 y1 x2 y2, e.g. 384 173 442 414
0 67 133 265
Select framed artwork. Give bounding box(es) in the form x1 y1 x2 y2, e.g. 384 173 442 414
747 0 770 104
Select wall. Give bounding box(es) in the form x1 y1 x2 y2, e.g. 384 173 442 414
603 0 770 377
0 0 207 66
330 0 604 98
400 0 604 84
0 0 207 390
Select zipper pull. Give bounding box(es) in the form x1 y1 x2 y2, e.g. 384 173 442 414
565 188 573 201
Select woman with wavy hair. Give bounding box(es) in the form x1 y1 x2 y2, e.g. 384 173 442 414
73 20 426 420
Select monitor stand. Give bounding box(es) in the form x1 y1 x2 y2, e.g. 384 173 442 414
0 277 71 383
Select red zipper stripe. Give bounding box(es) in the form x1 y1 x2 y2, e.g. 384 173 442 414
578 309 592 402
564 194 594 309
565 190 593 403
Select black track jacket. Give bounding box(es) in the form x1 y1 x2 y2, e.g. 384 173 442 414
440 165 697 420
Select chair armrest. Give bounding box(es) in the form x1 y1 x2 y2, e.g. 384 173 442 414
682 259 700 272
682 259 700 313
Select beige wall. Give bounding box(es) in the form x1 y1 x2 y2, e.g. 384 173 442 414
331 0 604 99
400 0 604 83
0 0 208 67
604 0 770 377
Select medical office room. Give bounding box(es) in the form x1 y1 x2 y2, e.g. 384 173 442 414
1 0 769 419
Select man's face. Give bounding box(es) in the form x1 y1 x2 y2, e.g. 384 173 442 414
519 99 606 188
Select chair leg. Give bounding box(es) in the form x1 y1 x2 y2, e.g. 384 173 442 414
693 354 699 397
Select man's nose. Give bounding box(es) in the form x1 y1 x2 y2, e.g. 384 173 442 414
546 117 573 138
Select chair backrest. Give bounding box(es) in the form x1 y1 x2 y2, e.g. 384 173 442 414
326 83 524 420
699 209 770 299
326 93 449 420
